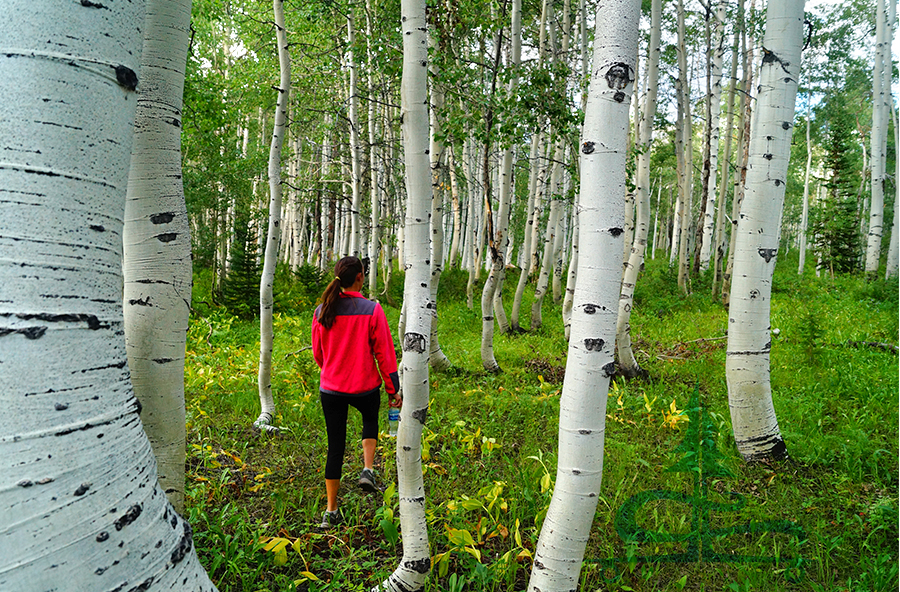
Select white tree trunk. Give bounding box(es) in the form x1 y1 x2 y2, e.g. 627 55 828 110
530 184 562 331
867 0 891 272
481 0 522 370
377 0 432 587
723 2 755 304
511 133 543 330
0 1 214 586
798 106 812 274
123 0 193 513
428 46 452 372
367 0 382 294
714 13 742 288
887 102 900 278
616 0 660 378
256 0 291 433
448 145 463 267
699 4 726 271
726 0 804 462
527 1 638 588
676 0 694 293
347 8 362 257
562 209 579 341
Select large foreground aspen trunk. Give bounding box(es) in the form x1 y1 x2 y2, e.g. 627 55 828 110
726 0 805 462
0 2 215 588
527 0 639 589
124 0 193 514
377 0 432 588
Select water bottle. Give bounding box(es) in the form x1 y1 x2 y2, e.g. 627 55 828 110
388 406 400 438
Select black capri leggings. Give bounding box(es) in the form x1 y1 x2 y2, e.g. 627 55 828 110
320 390 380 480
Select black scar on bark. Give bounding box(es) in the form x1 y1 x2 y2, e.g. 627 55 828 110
96 531 109 542
90 225 105 232
15 313 103 330
602 362 617 377
412 407 428 425
403 332 427 353
114 504 142 530
129 296 152 307
582 141 595 154
55 403 69 411
757 248 777 263
150 212 175 225
81 0 107 7
605 62 634 92
782 121 791 130
22 326 47 340
740 435 788 461
155 233 177 243
609 227 624 237
584 304 597 314
404 558 431 574
583 338 604 351
74 483 91 496
170 521 194 565
114 65 138 91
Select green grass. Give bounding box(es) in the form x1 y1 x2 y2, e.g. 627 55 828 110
182 258 898 591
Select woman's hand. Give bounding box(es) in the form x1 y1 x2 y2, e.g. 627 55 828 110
389 391 402 408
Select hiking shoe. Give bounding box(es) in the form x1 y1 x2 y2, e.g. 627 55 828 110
358 468 380 493
319 510 342 529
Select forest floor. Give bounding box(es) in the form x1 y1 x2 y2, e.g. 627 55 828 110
183 256 898 592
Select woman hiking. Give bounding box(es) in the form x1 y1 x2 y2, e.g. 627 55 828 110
311 256 401 528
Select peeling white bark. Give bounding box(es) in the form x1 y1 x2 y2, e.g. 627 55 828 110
726 0 804 462
0 1 214 587
526 0 638 588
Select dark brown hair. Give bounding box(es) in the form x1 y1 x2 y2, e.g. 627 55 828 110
316 256 364 329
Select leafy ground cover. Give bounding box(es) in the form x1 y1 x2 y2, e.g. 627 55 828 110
183 256 898 591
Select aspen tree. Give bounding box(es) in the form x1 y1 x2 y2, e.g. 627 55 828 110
699 4 726 271
482 0 522 371
616 0 661 378
887 103 899 279
429 27 452 372
726 0 805 462
675 0 694 293
713 11 742 291
866 0 891 273
723 0 755 304
0 1 215 587
367 0 382 294
376 0 432 587
799 105 812 274
123 0 193 513
527 0 639 588
255 0 291 434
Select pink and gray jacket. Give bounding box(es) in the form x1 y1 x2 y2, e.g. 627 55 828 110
312 291 400 397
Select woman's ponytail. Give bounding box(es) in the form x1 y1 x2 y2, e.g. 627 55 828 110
316 256 364 329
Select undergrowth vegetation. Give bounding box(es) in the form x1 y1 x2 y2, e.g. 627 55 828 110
183 256 898 591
